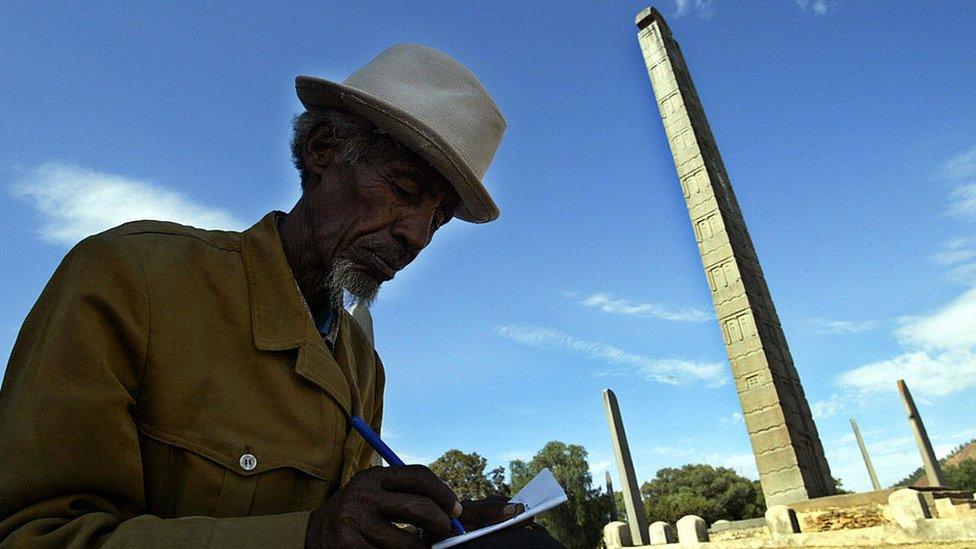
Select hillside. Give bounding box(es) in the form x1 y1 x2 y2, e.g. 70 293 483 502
897 438 976 487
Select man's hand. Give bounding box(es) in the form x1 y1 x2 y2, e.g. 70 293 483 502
305 465 462 548
458 495 525 531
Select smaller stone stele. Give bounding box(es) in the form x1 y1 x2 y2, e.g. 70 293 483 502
603 521 632 548
764 505 800 538
648 521 676 545
888 488 931 532
676 515 709 543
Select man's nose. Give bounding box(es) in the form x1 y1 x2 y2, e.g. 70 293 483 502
392 211 434 253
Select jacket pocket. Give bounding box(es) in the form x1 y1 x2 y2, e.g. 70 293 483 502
137 422 340 518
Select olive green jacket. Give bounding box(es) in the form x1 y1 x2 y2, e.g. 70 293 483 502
0 212 385 547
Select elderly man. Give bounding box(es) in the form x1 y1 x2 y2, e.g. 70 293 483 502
0 45 560 548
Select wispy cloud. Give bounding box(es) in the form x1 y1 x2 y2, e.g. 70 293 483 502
718 411 742 425
810 396 844 420
674 0 715 18
796 0 831 16
949 184 976 219
495 324 727 387
838 288 976 398
12 162 244 246
809 317 880 335
576 293 712 323
940 146 976 181
834 145 976 400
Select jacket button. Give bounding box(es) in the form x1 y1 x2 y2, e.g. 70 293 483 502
239 453 258 471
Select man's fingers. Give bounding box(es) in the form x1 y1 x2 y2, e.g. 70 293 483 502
359 517 426 549
379 465 461 517
376 492 454 539
460 496 525 530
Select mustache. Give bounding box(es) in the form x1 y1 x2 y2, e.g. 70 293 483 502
347 233 414 270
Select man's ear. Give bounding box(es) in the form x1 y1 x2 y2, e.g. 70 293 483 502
303 126 340 175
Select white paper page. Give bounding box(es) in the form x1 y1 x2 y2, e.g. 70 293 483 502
432 467 568 548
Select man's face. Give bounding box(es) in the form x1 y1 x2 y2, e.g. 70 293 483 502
299 132 459 306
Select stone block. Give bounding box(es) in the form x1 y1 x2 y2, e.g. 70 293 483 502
888 488 930 531
676 515 708 543
764 505 799 539
603 521 632 548
648 521 676 545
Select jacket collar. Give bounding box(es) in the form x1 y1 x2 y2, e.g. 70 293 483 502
241 211 354 416
241 212 309 351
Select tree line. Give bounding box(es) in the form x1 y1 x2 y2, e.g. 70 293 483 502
427 441 764 549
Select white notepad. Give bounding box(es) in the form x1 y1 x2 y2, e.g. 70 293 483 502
432 467 568 548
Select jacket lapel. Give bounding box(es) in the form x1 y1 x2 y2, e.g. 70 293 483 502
240 212 352 417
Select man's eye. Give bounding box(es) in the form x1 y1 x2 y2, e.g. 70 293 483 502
392 182 421 202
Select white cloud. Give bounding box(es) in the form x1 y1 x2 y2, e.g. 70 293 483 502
840 349 976 399
811 397 843 420
810 317 880 335
577 293 712 323
895 287 976 350
674 0 715 18
12 162 244 246
495 324 727 387
797 0 830 16
949 183 976 219
719 411 742 425
941 146 976 181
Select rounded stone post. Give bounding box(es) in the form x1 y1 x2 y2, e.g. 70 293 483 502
888 488 930 532
603 521 632 548
764 505 800 539
648 521 676 544
676 515 709 543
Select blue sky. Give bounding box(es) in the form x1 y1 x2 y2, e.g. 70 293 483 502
2 1 975 495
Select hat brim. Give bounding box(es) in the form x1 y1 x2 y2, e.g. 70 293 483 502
295 76 499 223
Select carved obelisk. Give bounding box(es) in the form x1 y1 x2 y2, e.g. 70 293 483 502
897 379 946 487
850 418 881 491
603 389 649 544
634 7 834 505
606 471 618 522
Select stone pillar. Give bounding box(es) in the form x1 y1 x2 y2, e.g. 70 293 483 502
603 389 649 545
633 6 835 506
606 471 619 522
850 418 881 491
648 521 676 545
676 515 709 543
897 379 946 487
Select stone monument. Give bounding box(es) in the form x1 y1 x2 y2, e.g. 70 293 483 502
603 388 649 544
850 417 882 491
634 6 835 505
897 379 946 487
605 471 618 522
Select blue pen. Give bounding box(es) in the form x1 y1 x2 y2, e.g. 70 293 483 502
350 415 467 535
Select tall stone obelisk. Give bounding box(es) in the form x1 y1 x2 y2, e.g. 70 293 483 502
634 7 835 505
897 379 946 487
606 471 619 522
603 389 649 545
850 418 881 491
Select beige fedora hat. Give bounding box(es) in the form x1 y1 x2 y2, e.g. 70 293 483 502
296 44 506 223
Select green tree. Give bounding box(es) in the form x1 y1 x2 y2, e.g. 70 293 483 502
641 464 765 525
510 441 610 549
945 459 976 493
429 449 509 501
